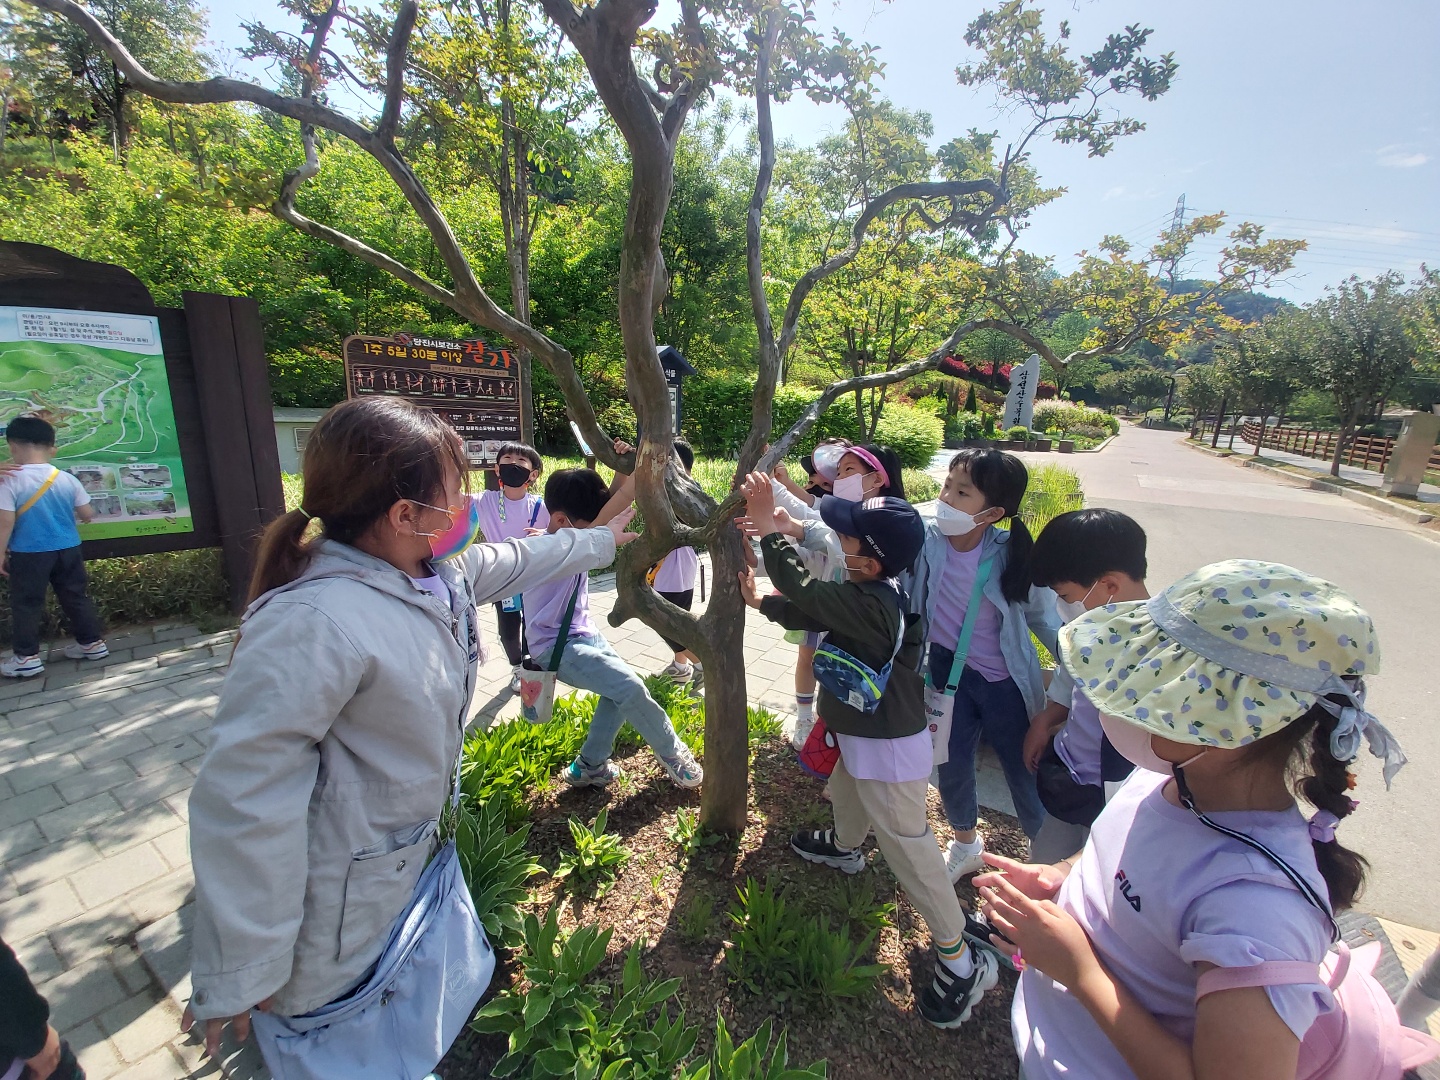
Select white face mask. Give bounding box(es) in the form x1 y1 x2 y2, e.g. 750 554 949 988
833 473 869 503
935 502 984 536
1099 711 1208 774
1055 598 1087 624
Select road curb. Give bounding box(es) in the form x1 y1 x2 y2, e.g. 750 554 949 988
1240 459 1435 525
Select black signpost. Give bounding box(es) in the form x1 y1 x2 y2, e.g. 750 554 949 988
342 333 522 467
658 344 697 433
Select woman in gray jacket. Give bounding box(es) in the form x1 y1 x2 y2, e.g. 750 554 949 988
180 398 636 1055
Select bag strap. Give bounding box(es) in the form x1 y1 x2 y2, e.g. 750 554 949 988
936 554 997 696
16 467 60 517
528 498 542 528
546 576 583 673
1194 941 1350 1001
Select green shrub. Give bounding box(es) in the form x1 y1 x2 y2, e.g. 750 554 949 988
724 877 884 1004
963 384 978 413
460 696 594 825
902 469 940 502
1031 401 1119 437
555 807 630 897
683 1014 826 1080
444 792 542 948
1005 425 1030 442
0 547 231 645
471 912 697 1079
943 413 987 448
872 405 943 468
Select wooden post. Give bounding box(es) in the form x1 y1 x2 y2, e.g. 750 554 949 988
184 291 285 611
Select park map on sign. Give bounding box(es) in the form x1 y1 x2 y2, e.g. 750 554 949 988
0 306 193 540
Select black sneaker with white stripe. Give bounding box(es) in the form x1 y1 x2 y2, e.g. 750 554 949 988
789 828 865 874
962 909 1019 972
917 948 1000 1029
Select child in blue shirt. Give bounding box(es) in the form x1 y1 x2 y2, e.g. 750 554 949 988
0 416 108 678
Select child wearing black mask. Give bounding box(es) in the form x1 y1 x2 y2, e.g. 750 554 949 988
476 442 547 692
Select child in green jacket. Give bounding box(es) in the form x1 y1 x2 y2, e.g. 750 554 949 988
738 475 999 1030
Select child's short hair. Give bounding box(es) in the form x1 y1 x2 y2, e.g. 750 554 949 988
494 441 542 474
544 468 610 524
5 416 56 447
673 439 694 473
1030 508 1147 587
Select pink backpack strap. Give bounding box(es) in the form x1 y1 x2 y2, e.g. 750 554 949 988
1194 942 1350 1002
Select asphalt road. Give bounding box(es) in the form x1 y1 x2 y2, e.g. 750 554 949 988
935 426 1440 929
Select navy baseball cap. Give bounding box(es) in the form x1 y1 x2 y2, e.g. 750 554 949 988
818 495 924 577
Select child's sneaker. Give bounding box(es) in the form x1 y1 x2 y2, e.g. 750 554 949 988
790 828 865 874
658 660 693 681
962 909 1020 972
1 654 44 678
64 640 109 662
945 837 987 883
561 758 623 788
657 745 703 789
689 663 704 695
917 948 1000 1029
509 665 523 693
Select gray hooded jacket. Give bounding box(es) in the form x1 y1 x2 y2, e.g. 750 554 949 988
186 528 614 1019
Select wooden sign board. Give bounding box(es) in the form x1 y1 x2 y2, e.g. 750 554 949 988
342 334 521 466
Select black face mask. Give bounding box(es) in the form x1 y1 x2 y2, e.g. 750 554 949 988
806 483 830 499
498 463 532 489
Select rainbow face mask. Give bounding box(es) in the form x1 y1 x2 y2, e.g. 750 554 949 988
419 495 482 562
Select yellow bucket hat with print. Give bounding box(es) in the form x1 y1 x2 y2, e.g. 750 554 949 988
1059 559 1407 785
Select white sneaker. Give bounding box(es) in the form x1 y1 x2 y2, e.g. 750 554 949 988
659 660 694 681
64 640 109 661
1 654 44 678
657 744 703 789
945 838 987 883
509 666 523 693
791 712 816 750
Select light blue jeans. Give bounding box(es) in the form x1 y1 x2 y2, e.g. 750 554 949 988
535 632 682 766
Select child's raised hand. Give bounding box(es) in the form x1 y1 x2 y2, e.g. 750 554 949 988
604 505 640 547
978 873 1098 991
772 506 803 539
613 438 635 457
737 566 762 609
740 471 777 527
972 852 1067 902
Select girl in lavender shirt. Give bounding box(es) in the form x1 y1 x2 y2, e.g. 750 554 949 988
971 560 1408 1080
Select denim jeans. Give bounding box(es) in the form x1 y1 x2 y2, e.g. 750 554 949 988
534 632 682 766
929 643 1046 839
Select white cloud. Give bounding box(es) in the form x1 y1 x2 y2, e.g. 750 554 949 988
1376 145 1430 168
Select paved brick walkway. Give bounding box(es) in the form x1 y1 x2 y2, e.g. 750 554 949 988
4 564 1028 1079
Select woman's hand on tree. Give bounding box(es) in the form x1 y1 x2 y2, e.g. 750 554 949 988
973 851 1068 902
605 506 640 546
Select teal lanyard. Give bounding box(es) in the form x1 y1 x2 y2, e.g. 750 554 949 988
933 554 997 697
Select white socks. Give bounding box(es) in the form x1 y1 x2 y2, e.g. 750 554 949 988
937 942 976 978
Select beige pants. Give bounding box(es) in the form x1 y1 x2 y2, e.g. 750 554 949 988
829 755 965 943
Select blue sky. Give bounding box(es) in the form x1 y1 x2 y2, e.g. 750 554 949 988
201 0 1438 303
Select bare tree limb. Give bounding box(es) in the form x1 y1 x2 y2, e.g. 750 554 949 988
774 178 1007 369
376 0 419 142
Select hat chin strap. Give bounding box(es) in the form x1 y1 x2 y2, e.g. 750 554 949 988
1147 593 1406 787
1170 763 1340 943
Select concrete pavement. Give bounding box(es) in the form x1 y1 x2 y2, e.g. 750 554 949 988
959 426 1440 929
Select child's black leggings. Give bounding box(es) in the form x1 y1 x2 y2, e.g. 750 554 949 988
8 546 105 657
493 603 528 667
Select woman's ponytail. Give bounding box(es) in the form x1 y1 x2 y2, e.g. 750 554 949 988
248 509 317 604
1299 708 1369 910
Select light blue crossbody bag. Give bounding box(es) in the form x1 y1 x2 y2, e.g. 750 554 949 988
249 758 494 1080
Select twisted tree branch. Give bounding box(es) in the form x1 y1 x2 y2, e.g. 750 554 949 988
377 0 419 142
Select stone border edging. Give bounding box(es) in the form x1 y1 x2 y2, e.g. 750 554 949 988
1240 459 1434 525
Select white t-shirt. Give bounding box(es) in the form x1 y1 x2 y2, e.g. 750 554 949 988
1013 770 1334 1079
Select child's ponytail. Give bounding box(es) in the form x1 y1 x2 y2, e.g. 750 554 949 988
1299 706 1369 910
1000 516 1035 605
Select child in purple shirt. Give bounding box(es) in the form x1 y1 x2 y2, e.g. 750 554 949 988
475 442 549 692
971 560 1410 1080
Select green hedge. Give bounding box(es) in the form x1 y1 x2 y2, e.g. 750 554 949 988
1031 402 1120 438
682 377 941 467
0 548 231 646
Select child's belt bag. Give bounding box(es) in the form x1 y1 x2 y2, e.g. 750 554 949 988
812 582 906 714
